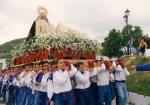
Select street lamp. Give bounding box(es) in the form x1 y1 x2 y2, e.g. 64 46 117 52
123 9 130 55
124 9 130 24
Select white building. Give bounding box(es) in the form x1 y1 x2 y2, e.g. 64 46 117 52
0 59 7 70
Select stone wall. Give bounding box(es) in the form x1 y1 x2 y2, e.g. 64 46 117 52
145 49 150 57
128 92 150 105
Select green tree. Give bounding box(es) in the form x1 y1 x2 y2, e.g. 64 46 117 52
122 25 143 54
101 29 123 57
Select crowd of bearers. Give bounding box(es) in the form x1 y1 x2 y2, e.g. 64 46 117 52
0 58 130 105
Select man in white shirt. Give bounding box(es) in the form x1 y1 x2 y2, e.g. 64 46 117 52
114 60 130 105
25 63 35 105
74 62 94 105
47 60 58 105
19 64 29 105
33 61 49 105
2 69 9 103
15 66 22 105
53 59 77 105
12 66 21 105
0 70 4 102
96 60 111 105
109 60 116 101
7 67 15 105
89 60 98 105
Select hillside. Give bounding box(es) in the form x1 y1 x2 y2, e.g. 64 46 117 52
0 38 26 58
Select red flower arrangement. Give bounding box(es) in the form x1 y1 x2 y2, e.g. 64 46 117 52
15 57 21 65
35 49 42 61
66 48 72 58
54 51 64 59
85 52 95 59
41 48 49 60
28 52 35 62
50 47 57 55
20 55 26 64
72 51 80 59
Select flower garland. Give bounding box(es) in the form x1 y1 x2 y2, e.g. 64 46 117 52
11 33 100 64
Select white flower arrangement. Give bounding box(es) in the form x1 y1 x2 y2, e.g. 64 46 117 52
11 33 100 60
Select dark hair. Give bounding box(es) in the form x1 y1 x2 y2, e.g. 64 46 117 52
2 70 5 73
30 63 34 66
22 65 26 69
43 61 49 64
75 62 84 68
50 60 58 65
39 61 45 65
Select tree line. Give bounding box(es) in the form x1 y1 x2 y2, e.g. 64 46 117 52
101 24 149 57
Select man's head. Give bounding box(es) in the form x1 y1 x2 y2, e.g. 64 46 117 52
94 60 102 67
13 67 18 73
57 59 65 70
39 61 44 70
76 62 84 72
22 65 26 72
50 60 58 71
28 63 33 71
25 64 30 72
43 61 49 71
34 63 40 72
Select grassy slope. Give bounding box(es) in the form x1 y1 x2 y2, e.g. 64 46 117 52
0 38 26 68
126 56 150 96
0 38 25 53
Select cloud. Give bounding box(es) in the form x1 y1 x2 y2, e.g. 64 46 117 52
0 0 150 44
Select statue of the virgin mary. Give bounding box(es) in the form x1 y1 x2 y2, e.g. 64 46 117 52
27 6 85 41
27 7 55 40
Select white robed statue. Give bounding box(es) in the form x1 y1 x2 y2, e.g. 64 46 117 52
36 7 49 35
27 6 85 40
36 7 56 36
27 7 55 40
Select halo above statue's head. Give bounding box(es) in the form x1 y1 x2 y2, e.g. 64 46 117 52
37 6 48 16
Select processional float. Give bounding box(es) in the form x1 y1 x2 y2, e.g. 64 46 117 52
11 7 100 66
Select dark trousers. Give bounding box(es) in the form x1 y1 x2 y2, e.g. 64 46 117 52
0 82 3 98
139 48 145 55
5 85 9 104
91 82 98 105
20 86 28 105
76 87 94 105
13 86 19 105
73 89 79 105
110 82 116 100
98 85 111 105
33 91 47 105
1 85 6 102
16 87 21 105
26 88 34 105
54 90 73 105
8 85 14 105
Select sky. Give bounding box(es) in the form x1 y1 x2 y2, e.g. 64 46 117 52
0 0 150 44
